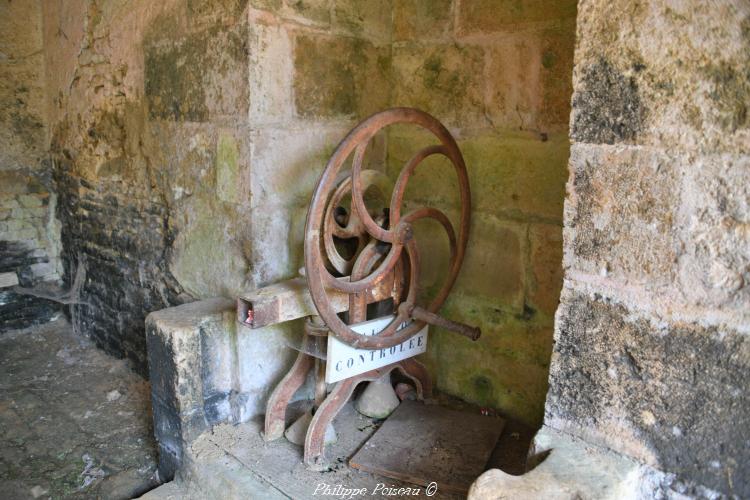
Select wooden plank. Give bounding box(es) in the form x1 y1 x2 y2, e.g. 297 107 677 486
349 400 505 494
237 276 397 328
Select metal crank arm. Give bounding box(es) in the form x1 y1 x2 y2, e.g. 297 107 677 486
399 303 481 341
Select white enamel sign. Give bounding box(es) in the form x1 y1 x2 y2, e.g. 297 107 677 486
325 315 428 383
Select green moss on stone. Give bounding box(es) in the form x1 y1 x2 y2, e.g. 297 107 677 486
216 133 240 203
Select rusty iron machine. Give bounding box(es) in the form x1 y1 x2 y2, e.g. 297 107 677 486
237 108 481 470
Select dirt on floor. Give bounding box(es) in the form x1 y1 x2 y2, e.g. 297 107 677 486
0 318 159 499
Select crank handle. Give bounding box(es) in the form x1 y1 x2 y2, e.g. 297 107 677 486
400 304 481 341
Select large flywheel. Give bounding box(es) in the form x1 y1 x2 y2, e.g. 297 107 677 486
304 108 480 349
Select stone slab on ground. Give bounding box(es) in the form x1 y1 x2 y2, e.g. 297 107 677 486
173 401 464 499
469 426 724 500
0 319 159 499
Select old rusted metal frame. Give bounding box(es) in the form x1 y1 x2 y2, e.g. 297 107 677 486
264 337 315 441
237 275 398 328
259 107 481 470
303 361 430 470
304 107 479 349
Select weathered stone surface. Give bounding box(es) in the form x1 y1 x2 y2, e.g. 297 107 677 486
388 129 570 223
293 33 390 118
234 320 302 420
169 196 251 299
248 23 294 124
470 425 724 500
486 24 575 132
565 143 679 284
287 0 331 26
333 0 392 42
0 319 158 499
572 0 750 154
0 272 19 288
546 289 750 496
570 58 645 145
460 131 569 222
392 0 452 42
391 42 485 127
529 223 563 316
566 143 750 325
456 214 524 307
676 153 750 313
145 24 249 122
456 0 577 36
187 0 250 26
146 298 304 477
146 299 233 479
0 0 47 170
423 292 554 425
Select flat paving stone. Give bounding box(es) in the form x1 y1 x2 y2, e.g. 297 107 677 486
0 319 159 499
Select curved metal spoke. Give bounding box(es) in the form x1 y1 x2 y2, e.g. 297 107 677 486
390 145 449 225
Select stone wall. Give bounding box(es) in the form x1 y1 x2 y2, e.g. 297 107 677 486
387 0 576 425
41 0 391 373
546 0 750 496
38 0 574 426
0 0 61 330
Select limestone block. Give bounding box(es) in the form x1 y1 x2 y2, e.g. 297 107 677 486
0 272 19 288
168 196 251 299
333 0 392 42
546 288 750 496
246 204 307 287
676 153 750 312
186 0 250 26
529 223 563 316
423 292 553 425
456 0 577 36
391 42 485 128
456 213 524 307
293 33 390 119
144 22 249 122
248 123 352 210
392 0 452 42
146 299 235 479
387 129 570 223
564 143 679 284
286 0 331 26
215 132 240 204
146 297 307 478
571 0 750 154
234 320 302 421
248 22 294 125
469 426 723 500
485 24 575 132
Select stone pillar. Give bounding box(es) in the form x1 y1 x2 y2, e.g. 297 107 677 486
472 0 750 498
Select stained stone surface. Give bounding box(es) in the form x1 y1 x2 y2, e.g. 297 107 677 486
550 0 750 497
0 319 159 499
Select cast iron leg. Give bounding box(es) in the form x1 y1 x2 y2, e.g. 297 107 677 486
303 377 359 470
264 343 314 441
397 358 433 399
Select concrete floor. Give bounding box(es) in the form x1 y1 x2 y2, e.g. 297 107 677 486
0 318 159 499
